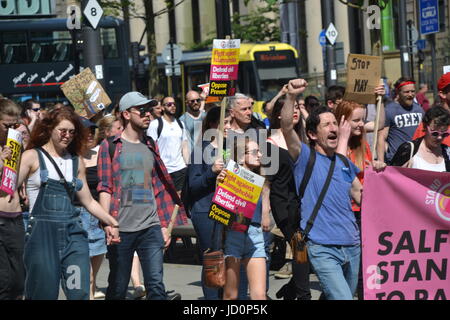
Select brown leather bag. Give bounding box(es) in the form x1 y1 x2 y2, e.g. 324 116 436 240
290 231 308 264
203 249 226 288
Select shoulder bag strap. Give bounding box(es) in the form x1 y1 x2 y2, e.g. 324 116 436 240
38 147 74 201
298 145 316 199
302 154 337 238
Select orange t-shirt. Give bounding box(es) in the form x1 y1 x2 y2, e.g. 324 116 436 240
412 123 450 146
347 141 372 212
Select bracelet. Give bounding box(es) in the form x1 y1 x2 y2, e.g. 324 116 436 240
111 225 119 228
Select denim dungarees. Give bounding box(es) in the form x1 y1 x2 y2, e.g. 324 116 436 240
24 149 89 300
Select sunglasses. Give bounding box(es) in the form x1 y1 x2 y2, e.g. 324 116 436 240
130 106 152 117
163 102 176 107
428 127 450 138
32 108 40 112
188 99 201 104
2 122 20 129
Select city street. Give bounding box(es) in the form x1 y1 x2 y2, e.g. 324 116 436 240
59 237 322 300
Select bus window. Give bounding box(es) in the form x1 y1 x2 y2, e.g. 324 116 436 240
1 32 27 64
30 31 72 62
101 28 118 59
258 67 297 101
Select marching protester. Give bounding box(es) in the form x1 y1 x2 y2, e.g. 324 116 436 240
20 99 41 133
281 78 363 300
218 137 268 300
412 72 450 146
377 77 424 164
97 91 187 300
390 106 450 172
264 97 311 300
147 96 189 194
325 85 345 110
74 118 107 300
188 107 231 300
334 98 387 299
0 99 25 300
179 90 207 152
17 107 120 300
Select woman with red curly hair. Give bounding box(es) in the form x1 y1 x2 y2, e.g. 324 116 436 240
17 107 120 300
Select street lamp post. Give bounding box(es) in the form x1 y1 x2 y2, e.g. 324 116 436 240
321 0 337 87
398 0 411 78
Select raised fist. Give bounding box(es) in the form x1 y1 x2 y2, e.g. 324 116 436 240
287 79 308 95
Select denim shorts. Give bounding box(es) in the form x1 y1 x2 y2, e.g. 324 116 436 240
224 224 267 260
78 207 107 257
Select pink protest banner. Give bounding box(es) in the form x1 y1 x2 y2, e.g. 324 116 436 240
362 166 450 300
0 129 23 195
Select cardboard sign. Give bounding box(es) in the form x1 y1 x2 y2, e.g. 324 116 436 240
0 129 22 195
60 68 111 118
362 167 450 300
208 160 265 232
208 39 240 97
343 54 382 104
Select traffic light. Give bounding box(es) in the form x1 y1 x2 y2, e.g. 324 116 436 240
130 42 146 78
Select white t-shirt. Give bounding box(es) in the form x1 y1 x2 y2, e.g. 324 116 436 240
411 154 446 172
147 117 187 173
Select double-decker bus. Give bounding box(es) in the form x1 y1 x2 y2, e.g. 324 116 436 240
158 42 299 116
0 16 131 105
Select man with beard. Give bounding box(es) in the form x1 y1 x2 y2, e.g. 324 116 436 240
0 99 25 300
377 77 424 164
98 92 187 300
179 90 206 152
147 96 189 194
281 79 363 300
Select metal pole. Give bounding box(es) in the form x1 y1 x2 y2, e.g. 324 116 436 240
399 0 411 78
215 0 232 38
321 0 337 87
407 20 415 80
81 0 105 87
429 33 438 99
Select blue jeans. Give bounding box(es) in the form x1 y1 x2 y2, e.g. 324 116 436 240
191 211 222 300
105 225 166 300
307 241 360 300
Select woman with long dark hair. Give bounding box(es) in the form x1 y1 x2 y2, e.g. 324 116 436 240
17 108 120 300
189 107 231 300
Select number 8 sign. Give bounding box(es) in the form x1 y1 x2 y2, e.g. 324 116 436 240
83 0 104 29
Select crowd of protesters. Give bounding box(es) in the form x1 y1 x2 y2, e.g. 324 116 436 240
0 70 449 301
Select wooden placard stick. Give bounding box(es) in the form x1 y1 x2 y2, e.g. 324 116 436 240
371 79 385 159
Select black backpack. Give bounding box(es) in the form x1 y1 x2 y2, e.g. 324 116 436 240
156 117 184 139
390 137 450 171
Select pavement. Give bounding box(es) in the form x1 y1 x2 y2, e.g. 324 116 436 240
59 237 323 300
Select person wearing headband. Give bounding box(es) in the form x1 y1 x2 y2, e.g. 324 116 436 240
377 77 425 164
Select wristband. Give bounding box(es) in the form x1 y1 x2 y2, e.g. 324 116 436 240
111 225 119 228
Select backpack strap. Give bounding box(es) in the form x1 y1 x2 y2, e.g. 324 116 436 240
336 153 350 168
294 146 316 229
176 118 184 130
442 144 450 172
157 117 163 139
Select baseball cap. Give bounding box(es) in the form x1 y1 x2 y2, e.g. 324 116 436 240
119 92 158 112
437 72 450 91
79 117 98 128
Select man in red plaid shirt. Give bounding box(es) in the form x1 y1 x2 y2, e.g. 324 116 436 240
98 92 187 300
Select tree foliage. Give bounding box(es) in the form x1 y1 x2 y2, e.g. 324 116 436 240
231 0 280 43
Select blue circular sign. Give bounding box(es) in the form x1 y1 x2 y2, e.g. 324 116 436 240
319 30 326 47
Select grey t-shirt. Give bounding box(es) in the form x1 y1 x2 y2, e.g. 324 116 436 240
179 111 206 150
384 101 424 162
118 139 159 232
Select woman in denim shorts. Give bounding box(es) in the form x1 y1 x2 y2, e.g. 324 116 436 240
217 137 267 300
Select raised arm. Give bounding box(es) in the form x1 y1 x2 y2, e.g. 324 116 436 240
265 84 288 117
376 126 389 162
281 79 308 162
